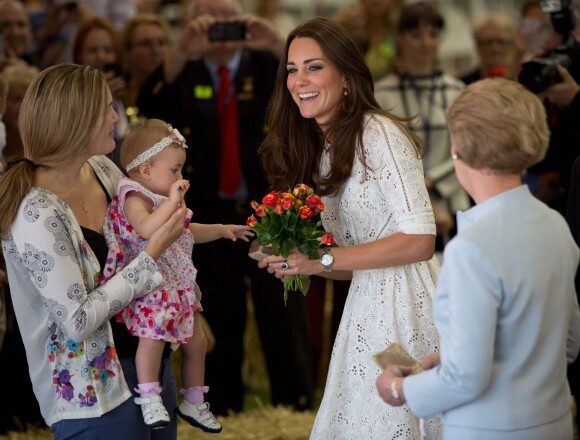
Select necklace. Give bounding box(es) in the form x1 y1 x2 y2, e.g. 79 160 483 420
79 177 89 213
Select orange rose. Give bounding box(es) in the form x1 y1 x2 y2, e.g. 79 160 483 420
321 234 335 246
246 215 258 226
293 183 309 197
305 195 320 207
299 206 314 219
255 205 267 217
281 194 295 210
262 191 279 207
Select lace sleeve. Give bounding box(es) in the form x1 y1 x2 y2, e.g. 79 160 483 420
361 114 435 235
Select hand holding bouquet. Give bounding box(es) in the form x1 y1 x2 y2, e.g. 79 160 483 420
247 183 334 304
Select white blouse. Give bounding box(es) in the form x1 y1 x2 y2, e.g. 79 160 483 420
2 155 164 427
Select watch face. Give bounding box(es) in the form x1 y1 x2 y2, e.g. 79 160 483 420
321 254 333 265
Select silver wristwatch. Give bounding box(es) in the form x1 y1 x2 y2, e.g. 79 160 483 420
320 247 334 272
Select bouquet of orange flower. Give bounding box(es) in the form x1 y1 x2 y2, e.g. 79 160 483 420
247 183 334 304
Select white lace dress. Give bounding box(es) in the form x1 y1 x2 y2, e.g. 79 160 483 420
311 114 442 440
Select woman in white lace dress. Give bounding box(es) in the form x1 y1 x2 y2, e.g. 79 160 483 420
258 17 442 440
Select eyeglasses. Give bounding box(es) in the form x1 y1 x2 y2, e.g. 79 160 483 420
130 38 168 50
0 20 29 32
478 38 512 47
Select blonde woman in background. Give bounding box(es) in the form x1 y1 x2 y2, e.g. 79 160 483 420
72 15 130 165
460 13 521 85
121 13 173 112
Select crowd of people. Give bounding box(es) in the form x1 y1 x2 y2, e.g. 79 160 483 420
0 0 579 439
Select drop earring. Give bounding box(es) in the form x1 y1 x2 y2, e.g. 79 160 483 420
343 88 348 96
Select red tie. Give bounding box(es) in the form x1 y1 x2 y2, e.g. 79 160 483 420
217 65 241 197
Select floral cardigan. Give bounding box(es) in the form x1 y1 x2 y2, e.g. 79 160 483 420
2 156 164 427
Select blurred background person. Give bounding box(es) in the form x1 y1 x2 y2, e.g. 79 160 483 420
518 0 556 62
30 0 136 68
374 1 469 252
72 16 129 166
83 0 136 29
1 62 39 163
136 0 313 416
136 0 162 15
254 0 296 38
0 61 45 438
518 0 580 215
121 13 172 118
332 0 405 81
0 0 37 68
254 0 298 56
540 56 580 437
0 61 43 436
28 0 94 68
460 12 521 85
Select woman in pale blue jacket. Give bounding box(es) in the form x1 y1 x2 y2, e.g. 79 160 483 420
376 77 580 440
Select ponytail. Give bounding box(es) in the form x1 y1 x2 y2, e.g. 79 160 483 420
0 160 35 239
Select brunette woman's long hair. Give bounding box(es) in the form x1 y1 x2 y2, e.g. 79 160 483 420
259 17 423 196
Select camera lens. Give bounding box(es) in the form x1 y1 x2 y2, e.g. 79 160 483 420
518 53 572 94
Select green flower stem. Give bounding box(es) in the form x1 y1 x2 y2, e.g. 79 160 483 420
282 275 311 305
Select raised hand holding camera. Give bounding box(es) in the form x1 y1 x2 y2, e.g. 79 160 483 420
518 0 579 93
208 22 247 42
538 63 580 108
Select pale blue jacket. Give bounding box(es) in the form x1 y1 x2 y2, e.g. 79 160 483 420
404 185 580 433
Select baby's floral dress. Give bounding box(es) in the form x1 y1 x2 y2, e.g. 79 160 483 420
102 177 202 344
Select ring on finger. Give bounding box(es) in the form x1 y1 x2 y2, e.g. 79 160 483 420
281 261 289 270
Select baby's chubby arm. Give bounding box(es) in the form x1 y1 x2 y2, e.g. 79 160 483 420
189 222 254 244
125 179 189 239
